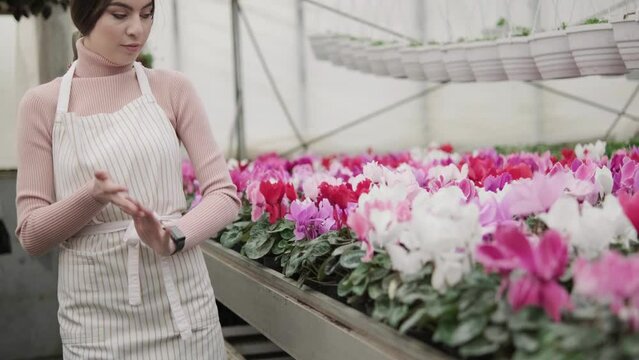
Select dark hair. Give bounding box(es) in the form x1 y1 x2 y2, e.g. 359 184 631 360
70 0 155 35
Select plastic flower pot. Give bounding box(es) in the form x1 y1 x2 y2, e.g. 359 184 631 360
497 37 542 81
352 42 374 73
466 40 508 81
419 45 450 82
384 45 408 78
612 13 639 70
338 39 358 70
366 44 398 77
308 33 334 61
567 23 626 76
530 30 581 80
399 47 427 81
442 43 475 82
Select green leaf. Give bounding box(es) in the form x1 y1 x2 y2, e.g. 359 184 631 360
244 237 275 260
272 237 292 255
513 332 539 353
337 277 353 297
459 336 499 357
310 240 332 257
268 219 295 233
367 282 383 300
339 249 366 269
351 277 370 296
317 255 340 280
388 303 410 328
433 318 456 344
369 267 390 282
220 229 242 248
449 316 489 347
483 326 509 345
622 334 639 357
332 243 359 257
249 219 270 247
399 307 428 334
372 297 390 321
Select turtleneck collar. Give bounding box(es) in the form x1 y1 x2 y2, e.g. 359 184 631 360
75 38 134 78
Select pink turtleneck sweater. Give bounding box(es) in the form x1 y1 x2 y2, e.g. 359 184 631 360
15 39 240 256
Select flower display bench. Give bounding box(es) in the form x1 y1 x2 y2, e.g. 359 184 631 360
201 240 453 360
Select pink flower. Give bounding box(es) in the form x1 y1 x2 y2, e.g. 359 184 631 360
285 199 336 240
502 172 570 216
476 225 572 321
573 252 639 330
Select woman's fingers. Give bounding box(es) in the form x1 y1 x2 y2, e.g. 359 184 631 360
94 170 109 181
111 194 140 216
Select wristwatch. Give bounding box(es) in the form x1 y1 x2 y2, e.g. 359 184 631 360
165 225 186 255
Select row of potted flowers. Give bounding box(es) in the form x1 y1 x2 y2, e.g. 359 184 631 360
184 139 639 358
308 13 639 82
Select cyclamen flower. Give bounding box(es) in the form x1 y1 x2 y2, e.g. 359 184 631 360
248 180 296 223
575 140 606 162
502 172 570 216
476 225 572 321
573 251 639 330
540 196 637 259
285 199 335 240
182 159 197 194
619 191 639 232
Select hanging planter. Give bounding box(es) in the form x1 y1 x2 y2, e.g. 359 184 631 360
419 46 450 83
366 43 397 77
338 38 359 70
498 36 541 81
566 21 626 76
529 30 581 80
612 12 639 70
352 42 374 73
399 46 427 81
308 33 335 61
466 41 508 81
442 43 475 82
384 45 407 78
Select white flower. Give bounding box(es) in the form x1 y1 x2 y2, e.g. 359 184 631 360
363 161 384 183
595 166 613 196
431 252 471 292
540 195 636 259
427 163 468 184
575 140 606 161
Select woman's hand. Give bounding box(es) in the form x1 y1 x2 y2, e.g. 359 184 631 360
127 196 175 257
90 170 140 217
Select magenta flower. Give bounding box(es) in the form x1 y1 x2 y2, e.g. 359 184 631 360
285 199 336 240
476 225 572 321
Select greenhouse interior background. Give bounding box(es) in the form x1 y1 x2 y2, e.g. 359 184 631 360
2 0 639 359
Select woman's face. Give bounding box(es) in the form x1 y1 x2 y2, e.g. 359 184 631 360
84 0 154 65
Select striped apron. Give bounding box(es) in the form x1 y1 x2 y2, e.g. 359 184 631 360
52 61 226 359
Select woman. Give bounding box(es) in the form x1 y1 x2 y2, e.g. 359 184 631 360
15 0 240 358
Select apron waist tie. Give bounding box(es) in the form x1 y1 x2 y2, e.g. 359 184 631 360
76 214 193 340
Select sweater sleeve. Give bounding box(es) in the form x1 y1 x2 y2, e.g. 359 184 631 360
15 88 106 256
169 73 241 249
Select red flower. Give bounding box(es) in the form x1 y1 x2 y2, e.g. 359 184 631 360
466 156 497 186
502 163 533 181
559 149 576 166
259 181 288 224
317 182 356 209
354 179 372 199
440 143 454 153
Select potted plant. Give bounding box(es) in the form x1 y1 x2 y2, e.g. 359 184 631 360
351 39 374 74
442 39 476 82
566 17 626 76
530 22 581 80
337 37 358 70
612 11 639 70
497 26 542 81
465 18 509 82
308 33 336 61
365 40 397 77
383 42 408 79
0 0 68 20
399 42 427 81
418 42 450 83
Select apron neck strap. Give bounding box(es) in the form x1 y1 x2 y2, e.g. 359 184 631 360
56 61 153 114
56 61 78 114
133 62 154 99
